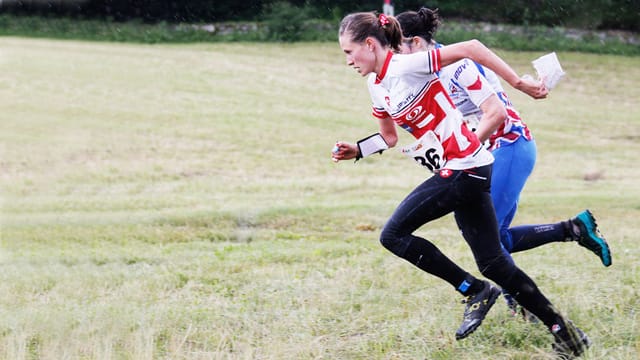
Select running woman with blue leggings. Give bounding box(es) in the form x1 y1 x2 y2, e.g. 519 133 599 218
396 6 611 319
333 11 592 359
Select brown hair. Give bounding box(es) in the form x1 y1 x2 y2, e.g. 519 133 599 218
339 12 403 53
396 7 441 43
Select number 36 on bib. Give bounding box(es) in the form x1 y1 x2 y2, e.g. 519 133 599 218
401 130 444 173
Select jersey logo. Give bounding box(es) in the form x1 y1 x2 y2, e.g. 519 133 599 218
467 76 483 91
405 106 425 121
453 62 468 80
439 169 453 178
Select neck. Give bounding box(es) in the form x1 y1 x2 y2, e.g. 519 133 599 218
374 47 390 75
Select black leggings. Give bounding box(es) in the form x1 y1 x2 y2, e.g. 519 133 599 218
380 165 563 328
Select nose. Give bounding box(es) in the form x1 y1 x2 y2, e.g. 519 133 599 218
346 56 354 66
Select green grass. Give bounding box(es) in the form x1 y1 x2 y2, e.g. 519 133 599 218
1 37 639 359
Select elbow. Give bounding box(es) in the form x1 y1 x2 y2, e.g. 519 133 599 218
467 39 482 49
384 134 398 148
482 95 507 129
465 39 491 66
466 39 484 55
489 108 507 129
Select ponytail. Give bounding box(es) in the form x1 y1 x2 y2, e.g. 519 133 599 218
396 7 441 43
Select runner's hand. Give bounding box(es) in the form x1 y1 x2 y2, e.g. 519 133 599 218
331 141 358 162
516 75 548 99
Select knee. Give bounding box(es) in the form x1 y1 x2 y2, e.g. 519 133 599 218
478 253 516 281
379 221 404 255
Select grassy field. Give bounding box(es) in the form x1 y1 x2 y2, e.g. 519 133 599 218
1 37 638 359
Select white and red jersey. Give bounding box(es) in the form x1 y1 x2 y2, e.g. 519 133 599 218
368 49 493 170
435 48 532 150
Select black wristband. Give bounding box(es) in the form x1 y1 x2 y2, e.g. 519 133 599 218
355 147 362 162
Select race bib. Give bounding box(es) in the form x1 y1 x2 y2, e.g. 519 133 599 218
401 131 444 172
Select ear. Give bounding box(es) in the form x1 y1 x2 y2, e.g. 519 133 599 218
365 37 375 51
412 37 422 48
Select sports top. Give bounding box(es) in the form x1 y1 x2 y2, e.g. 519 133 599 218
368 49 493 170
435 50 532 150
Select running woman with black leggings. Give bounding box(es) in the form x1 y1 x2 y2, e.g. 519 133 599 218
332 11 590 358
396 7 611 321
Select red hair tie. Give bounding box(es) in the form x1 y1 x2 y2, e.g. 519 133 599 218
379 13 390 27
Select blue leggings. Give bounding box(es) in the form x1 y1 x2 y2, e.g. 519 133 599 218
490 137 537 253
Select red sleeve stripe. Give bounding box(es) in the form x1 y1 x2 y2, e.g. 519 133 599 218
428 48 442 73
372 107 388 119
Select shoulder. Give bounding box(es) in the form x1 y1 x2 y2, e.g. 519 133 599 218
447 58 480 81
390 52 432 71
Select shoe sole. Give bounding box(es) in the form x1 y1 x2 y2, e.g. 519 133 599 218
576 210 612 267
455 286 501 340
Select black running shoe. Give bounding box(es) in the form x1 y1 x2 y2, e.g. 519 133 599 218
455 281 500 340
572 210 612 267
550 320 591 359
503 290 519 316
503 291 539 323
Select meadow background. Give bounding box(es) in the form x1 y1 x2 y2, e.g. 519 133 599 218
1 37 639 359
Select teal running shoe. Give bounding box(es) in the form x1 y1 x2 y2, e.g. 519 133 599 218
572 210 612 267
